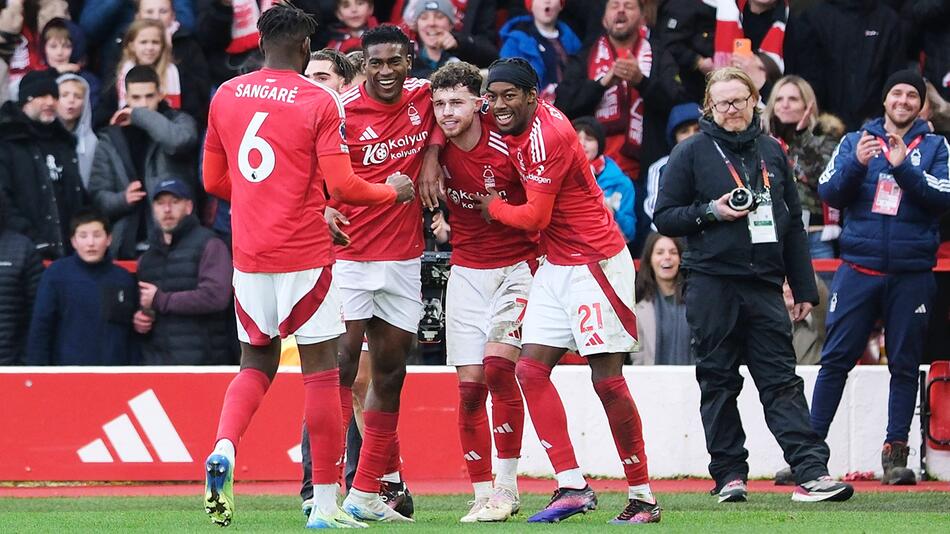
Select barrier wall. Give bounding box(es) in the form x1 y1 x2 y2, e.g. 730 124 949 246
2 366 948 482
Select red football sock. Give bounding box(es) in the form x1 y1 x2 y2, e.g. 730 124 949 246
458 381 493 484
338 385 353 482
304 370 344 485
515 358 578 472
352 410 398 493
594 376 650 486
385 433 402 476
215 368 271 445
484 356 524 459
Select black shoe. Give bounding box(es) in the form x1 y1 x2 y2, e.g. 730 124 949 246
379 480 414 518
609 498 661 524
775 467 795 486
882 442 917 485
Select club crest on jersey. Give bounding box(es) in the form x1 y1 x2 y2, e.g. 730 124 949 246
482 165 496 189
407 104 422 126
910 147 921 167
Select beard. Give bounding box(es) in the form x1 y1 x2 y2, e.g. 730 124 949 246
608 26 635 42
885 110 917 130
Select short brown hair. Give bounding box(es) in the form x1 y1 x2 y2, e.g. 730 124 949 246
311 48 359 84
702 66 759 117
430 61 483 97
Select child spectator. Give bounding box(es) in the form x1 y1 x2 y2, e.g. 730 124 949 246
500 0 581 101
56 73 98 188
632 233 691 365
572 116 637 243
95 19 189 128
39 18 100 109
327 0 378 54
644 102 701 228
25 209 139 365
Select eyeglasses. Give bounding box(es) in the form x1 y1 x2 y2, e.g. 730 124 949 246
712 95 752 113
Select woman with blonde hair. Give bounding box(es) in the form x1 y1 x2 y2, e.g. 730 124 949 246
763 75 845 258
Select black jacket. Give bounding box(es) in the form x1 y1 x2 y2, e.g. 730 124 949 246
655 0 716 104
905 0 950 102
0 229 43 364
0 102 87 260
785 0 906 131
448 0 500 68
653 117 819 304
554 33 688 178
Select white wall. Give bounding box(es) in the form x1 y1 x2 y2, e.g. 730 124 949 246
506 365 950 480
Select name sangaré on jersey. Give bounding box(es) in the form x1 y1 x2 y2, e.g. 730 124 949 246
361 130 429 166
233 82 301 103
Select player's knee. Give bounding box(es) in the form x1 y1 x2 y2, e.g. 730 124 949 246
458 382 489 414
515 357 551 386
373 366 407 395
484 357 516 390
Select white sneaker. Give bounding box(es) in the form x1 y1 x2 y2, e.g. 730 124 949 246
341 493 413 522
475 486 520 522
459 497 489 523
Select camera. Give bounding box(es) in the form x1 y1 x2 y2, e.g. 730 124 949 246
728 187 757 211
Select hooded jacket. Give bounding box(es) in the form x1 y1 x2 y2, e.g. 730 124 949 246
0 100 87 260
499 15 582 90
653 116 818 303
88 103 199 260
787 0 905 131
595 156 637 242
56 73 98 188
818 117 950 272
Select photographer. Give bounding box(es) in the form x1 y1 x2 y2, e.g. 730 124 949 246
653 67 852 503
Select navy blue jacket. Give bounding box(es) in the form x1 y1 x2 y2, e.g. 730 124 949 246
499 16 582 89
818 118 950 272
25 255 138 365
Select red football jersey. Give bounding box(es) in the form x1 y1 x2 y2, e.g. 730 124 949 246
334 78 436 261
505 101 626 265
205 68 348 273
440 113 538 269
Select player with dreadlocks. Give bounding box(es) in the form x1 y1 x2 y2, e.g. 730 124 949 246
201 2 413 528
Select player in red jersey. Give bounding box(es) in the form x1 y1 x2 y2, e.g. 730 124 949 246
333 25 443 523
427 62 537 523
477 58 662 524
199 5 413 529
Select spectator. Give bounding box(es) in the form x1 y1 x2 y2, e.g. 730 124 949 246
811 70 950 486
572 116 637 242
786 0 905 131
0 197 43 366
404 0 498 74
394 0 501 64
655 0 716 103
762 75 845 258
784 276 828 365
95 19 199 128
707 0 789 72
632 232 690 365
0 69 86 261
56 73 98 188
905 0 950 103
136 0 211 128
326 0 379 54
135 179 235 365
654 67 852 502
644 101 701 228
78 0 195 75
39 18 101 110
499 0 581 101
25 208 139 366
89 65 199 260
3 0 46 99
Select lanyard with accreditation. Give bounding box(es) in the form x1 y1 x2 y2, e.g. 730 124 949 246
711 139 777 243
871 135 923 216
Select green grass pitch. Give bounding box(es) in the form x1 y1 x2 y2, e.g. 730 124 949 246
1 492 948 532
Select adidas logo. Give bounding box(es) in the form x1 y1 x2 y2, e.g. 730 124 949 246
540 440 553 449
493 423 514 434
915 304 927 314
358 126 380 141
584 333 605 347
622 455 641 465
77 390 191 463
464 450 483 461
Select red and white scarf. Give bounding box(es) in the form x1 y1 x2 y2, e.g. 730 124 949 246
225 0 276 55
117 60 182 110
587 26 652 161
707 0 787 72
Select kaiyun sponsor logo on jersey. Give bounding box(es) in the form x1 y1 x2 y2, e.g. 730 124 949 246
361 131 429 166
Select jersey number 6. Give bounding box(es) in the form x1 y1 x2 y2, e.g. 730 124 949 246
238 112 276 183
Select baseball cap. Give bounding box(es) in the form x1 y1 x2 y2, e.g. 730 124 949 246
151 178 193 201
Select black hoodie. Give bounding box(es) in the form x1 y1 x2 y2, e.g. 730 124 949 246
653 116 818 304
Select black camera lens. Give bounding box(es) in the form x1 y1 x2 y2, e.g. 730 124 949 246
728 187 756 211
